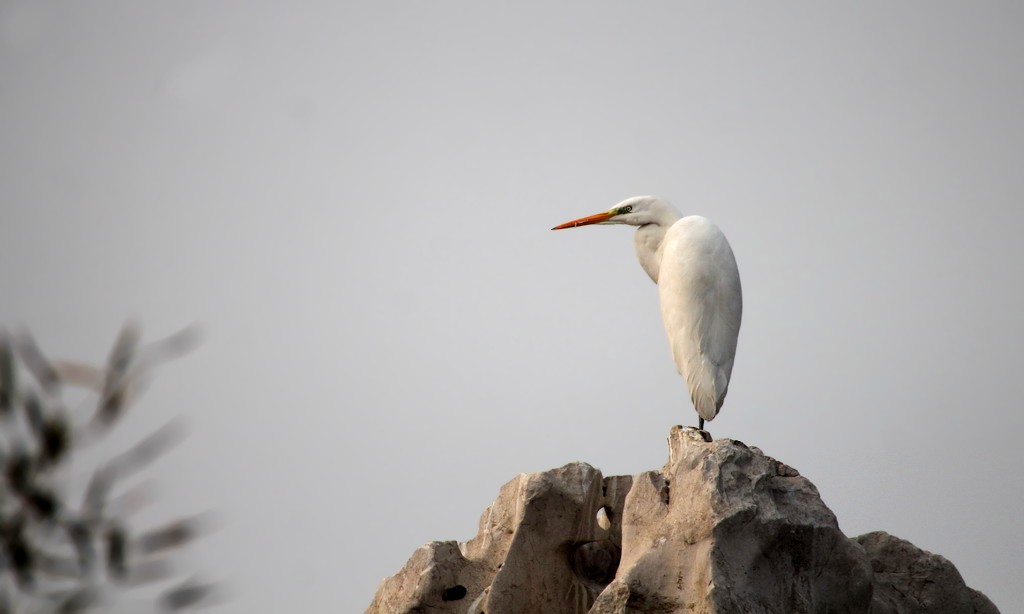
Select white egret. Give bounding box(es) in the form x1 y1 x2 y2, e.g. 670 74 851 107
552 196 742 432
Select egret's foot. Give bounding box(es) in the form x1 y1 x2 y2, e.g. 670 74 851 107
682 424 712 442
695 418 712 442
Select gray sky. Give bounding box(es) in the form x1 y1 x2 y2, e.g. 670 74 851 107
2 2 1022 612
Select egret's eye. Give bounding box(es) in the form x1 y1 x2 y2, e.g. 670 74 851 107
620 205 633 214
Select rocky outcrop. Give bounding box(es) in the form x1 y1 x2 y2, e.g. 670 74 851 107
592 427 875 613
366 426 998 614
858 531 998 614
365 462 630 613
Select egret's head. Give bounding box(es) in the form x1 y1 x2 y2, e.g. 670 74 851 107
551 196 677 230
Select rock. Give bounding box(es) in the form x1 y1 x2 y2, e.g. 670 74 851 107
366 462 627 613
856 531 998 614
591 426 874 614
367 426 999 614
363 541 470 613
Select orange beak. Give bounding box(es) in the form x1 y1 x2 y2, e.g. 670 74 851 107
551 210 615 230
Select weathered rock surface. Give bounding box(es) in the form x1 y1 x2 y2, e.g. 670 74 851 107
365 462 630 614
857 531 998 614
592 427 874 614
367 426 998 614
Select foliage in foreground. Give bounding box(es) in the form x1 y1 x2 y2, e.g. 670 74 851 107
0 323 218 613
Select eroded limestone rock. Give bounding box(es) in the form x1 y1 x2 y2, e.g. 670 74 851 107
366 462 628 613
592 426 873 614
857 531 998 614
367 427 999 614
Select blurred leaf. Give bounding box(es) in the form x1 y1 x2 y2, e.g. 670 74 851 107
105 525 128 581
15 331 60 392
123 558 175 587
94 322 142 429
6 449 33 495
23 487 60 521
2 517 35 588
159 579 219 612
63 520 95 572
107 480 155 518
38 415 71 467
106 321 141 379
108 419 186 479
94 386 129 431
22 391 45 440
137 324 202 370
53 587 100 614
136 514 210 556
0 331 14 416
35 548 80 579
82 465 117 520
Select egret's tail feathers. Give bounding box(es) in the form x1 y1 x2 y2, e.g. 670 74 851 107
685 358 729 422
691 389 720 422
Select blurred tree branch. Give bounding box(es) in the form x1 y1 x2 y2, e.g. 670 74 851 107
0 323 220 613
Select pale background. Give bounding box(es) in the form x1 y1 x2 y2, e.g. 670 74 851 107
1 2 1022 612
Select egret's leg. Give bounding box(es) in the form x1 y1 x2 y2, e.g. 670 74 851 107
698 417 704 431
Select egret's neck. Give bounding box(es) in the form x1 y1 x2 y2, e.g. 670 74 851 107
632 204 681 283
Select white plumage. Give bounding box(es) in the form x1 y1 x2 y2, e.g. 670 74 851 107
552 196 742 429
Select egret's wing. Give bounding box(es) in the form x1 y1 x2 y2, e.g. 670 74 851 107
657 217 742 421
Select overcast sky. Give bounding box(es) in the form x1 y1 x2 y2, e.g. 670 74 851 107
1 2 1022 612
